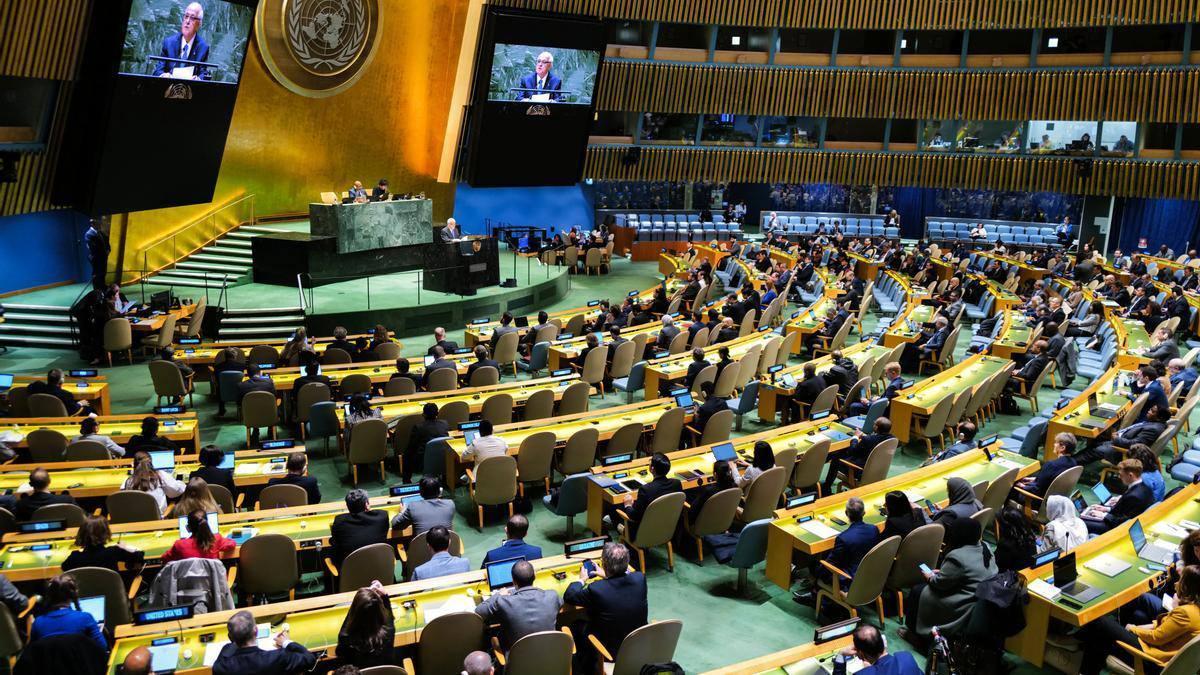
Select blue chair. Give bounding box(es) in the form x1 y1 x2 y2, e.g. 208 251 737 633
613 361 646 404
1000 418 1047 458
218 370 244 417
422 436 451 479
726 381 759 431
305 401 341 456
517 341 550 376
727 518 772 593
843 397 888 432
542 473 590 537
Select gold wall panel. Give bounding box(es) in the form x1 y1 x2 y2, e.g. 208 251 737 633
584 146 1200 200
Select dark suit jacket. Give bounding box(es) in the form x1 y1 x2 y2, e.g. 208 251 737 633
439 226 460 242
1131 381 1169 422
329 509 391 565
408 419 450 460
236 376 276 404
516 72 563 100
467 359 500 380
427 339 459 356
882 376 905 400
266 473 321 505
328 339 359 356
153 32 211 79
845 433 891 468
1014 354 1048 382
796 375 827 405
422 359 456 387
629 477 683 536
684 361 708 390
189 466 236 496
695 396 728 432
827 521 882 577
212 642 316 675
1032 456 1077 496
715 327 739 344
13 491 75 522
26 381 81 415
563 572 648 655
1103 482 1154 529
84 228 109 262
1114 421 1166 449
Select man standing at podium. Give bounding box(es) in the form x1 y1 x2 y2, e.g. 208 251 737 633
154 2 210 80
515 51 563 101
441 218 462 242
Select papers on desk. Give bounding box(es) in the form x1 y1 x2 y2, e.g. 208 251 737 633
799 520 840 539
902 491 925 504
0 431 21 444
1084 554 1131 577
118 298 138 313
170 66 195 79
1152 521 1192 540
529 93 552 102
1027 578 1062 600
234 463 260 476
422 594 475 623
993 457 1024 471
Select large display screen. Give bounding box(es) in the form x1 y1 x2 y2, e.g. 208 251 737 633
119 0 255 83
462 8 606 187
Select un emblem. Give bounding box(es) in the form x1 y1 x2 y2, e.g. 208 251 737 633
256 0 382 98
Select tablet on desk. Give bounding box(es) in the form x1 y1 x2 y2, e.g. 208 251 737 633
148 450 175 472
216 452 235 470
711 442 736 463
485 556 525 591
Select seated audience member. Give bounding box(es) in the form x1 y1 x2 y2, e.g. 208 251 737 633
619 453 683 539
120 647 154 675
736 441 776 492
72 416 125 458
390 476 455 535
903 518 995 641
1005 340 1049 393
1086 458 1154 534
266 452 321 505
461 420 509 463
366 324 392 354
822 417 893 494
12 468 76 521
1043 495 1088 553
655 315 680 351
342 393 383 445
795 497 880 599
1168 357 1198 400
161 509 236 563
1140 325 1180 362
463 651 495 675
28 369 90 416
403 403 449 483
422 346 456 389
213 348 247 417
236 363 276 403
1016 432 1078 495
1079 564 1200 675
901 316 950 371
474 560 563 651
413 526 470 580
427 326 459 356
1131 365 1170 424
880 491 928 541
30 575 106 650
190 445 236 495
994 507 1037 572
688 461 738 528
481 514 542 566
466 345 499 381
61 515 144 574
126 416 177 454
932 477 982 526
563 543 648 670
1072 405 1168 466
489 313 518 352
694 381 728 434
715 317 739 344
291 362 331 405
327 326 359 356
174 477 221 514
575 332 602 368
683 349 708 391
212 609 317 675
833 624 923 675
122 456 185 516
1128 443 1166 502
330 489 390 566
846 362 903 417
793 362 828 416
930 422 977 462
335 582 395 668
389 358 412 384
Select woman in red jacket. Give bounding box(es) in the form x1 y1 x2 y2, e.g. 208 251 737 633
161 509 235 562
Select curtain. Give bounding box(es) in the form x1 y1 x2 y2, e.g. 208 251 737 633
879 187 938 239
1116 198 1200 254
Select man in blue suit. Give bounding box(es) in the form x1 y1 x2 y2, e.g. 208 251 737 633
833 624 922 675
481 514 543 566
796 496 881 600
1130 365 1169 424
153 2 211 80
514 51 563 101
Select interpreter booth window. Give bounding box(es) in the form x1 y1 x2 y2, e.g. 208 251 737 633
888 119 919 151
1040 28 1106 66
898 31 963 67
1099 122 1137 157
966 29 1034 67
654 22 710 62
699 115 760 146
714 27 771 64
760 116 821 148
605 20 652 59
1027 121 1098 156
1110 24 1186 66
640 113 699 144
835 29 896 67
590 111 638 143
922 120 962 152
1142 123 1177 159
825 118 886 151
956 121 1024 154
776 29 835 66
1182 124 1200 160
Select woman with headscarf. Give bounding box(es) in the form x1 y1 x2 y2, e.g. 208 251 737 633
903 518 995 643
931 477 982 525
880 491 928 540
1042 495 1088 553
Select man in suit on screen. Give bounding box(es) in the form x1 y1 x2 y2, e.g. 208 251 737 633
154 2 211 80
514 51 563 101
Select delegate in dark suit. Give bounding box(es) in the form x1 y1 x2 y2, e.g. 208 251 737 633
405 418 450 481
516 72 564 100
329 509 391 565
693 395 727 433
467 358 500 380
212 642 316 675
818 521 882 583
1088 481 1154 534
625 477 682 538
84 226 110 290
563 571 648 658
13 491 75 522
153 32 211 80
266 473 321 505
823 433 890 493
473 585 563 651
1073 419 1166 466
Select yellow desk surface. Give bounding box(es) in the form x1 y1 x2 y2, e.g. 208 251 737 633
882 303 936 348
107 554 594 674
0 496 407 582
781 296 834 354
766 446 1037 587
644 330 777 400
444 398 686 491
7 376 112 415
548 322 663 371
889 354 1008 443
1009 483 1200 666
584 419 855 535
174 333 397 367
756 341 891 424
1114 317 1153 368
1043 366 1135 461
987 311 1032 360
129 304 196 333
701 637 852 675
0 413 201 452
333 374 583 426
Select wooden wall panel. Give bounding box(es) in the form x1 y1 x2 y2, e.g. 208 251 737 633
584 146 1200 200
597 62 1200 123
492 0 1200 29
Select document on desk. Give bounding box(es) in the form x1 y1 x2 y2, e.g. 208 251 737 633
993 457 1024 471
1027 579 1062 600
234 463 261 476
171 66 195 79
529 93 552 102
799 520 840 539
422 594 475 623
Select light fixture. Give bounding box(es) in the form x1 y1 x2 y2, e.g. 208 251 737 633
1047 37 1059 48
900 39 908 49
731 35 741 46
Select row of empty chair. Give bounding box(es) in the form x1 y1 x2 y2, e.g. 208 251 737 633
616 212 745 242
761 212 900 239
927 218 1068 247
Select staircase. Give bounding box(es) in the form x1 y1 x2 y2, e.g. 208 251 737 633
139 224 301 290
0 304 77 348
217 306 306 341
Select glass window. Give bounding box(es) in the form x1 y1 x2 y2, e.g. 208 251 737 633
1143 123 1176 153
760 116 821 148
777 29 835 54
826 118 886 144
967 30 1034 55
590 112 638 139
606 20 651 47
699 115 760 146
655 23 710 50
1041 28 1106 54
715 27 770 52
900 31 962 55
957 121 1024 154
1100 122 1137 157
1027 121 1098 156
639 113 698 144
1111 25 1185 53
1182 123 1200 151
837 30 895 55
922 120 961 152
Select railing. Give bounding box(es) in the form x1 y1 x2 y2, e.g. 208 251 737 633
129 194 257 284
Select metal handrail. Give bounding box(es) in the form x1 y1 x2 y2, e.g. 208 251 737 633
131 194 257 284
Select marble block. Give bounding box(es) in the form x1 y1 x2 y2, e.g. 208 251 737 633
309 199 434 254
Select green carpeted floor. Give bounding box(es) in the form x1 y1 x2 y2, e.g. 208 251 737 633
0 256 1174 674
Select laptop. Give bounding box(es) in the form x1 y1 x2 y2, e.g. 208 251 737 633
423 355 435 367
1130 520 1177 565
77 595 106 628
514 316 530 328
464 429 480 446
0 374 14 393
178 511 219 538
148 450 175 472
1087 393 1121 419
485 556 525 591
1052 553 1104 603
1092 482 1117 507
672 390 696 413
711 442 737 463
1034 547 1062 567
216 452 235 470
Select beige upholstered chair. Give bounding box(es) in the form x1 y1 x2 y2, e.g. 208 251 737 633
481 393 514 426
256 483 308 510
884 524 945 619
26 393 68 418
469 365 500 388
327 542 395 593
241 390 279 446
515 431 555 497
789 438 831 496
347 418 389 485
106 491 162 523
467 455 518 529
815 535 902 626
401 612 484 675
149 359 193 407
592 620 683 675
683 487 740 562
617 491 685 571
237 533 299 604
522 388 555 421
558 427 598 475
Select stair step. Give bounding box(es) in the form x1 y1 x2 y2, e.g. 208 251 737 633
221 315 304 325
225 231 256 240
177 261 251 274
0 312 75 322
189 253 253 266
239 226 296 236
202 245 253 259
218 238 253 248
151 270 237 281
218 326 299 337
0 303 71 313
0 322 75 335
145 276 230 289
0 334 76 346
224 306 304 316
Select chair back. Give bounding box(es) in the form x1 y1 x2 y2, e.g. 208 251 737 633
522 341 550 375
611 620 684 675
403 530 465 579
690 325 710 350
361 666 407 675
64 566 132 626
338 542 396 592
581 345 610 386
666 331 688 355
247 345 279 365
522 388 555 421
1039 465 1084 522
5 386 29 417
606 421 643 458
66 440 111 461
389 413 423 461
970 507 996 530
773 445 798 471
437 400 470 427
469 365 500 388
651 406 685 454
241 390 279 429
384 377 417 397
843 536 902 606
631 492 686 549
217 370 244 404
415 612 484 675
1162 634 1200 675
239 533 299 596
257 483 308 509
208 484 236 515
27 427 67 463
735 344 763 387
549 473 590 519
699 409 734 445
777 331 799 364
729 518 772 570
31 503 86 527
347 418 389 466
712 362 741 398
886 524 945 590
791 439 831 491
103 318 133 352
506 631 573 675
480 392 514 425
741 466 788 521
690 364 717 395
981 467 1019 514
149 360 187 398
841 377 871 414
565 313 586 336
494 331 520 371
516 431 556 485
689 487 741 537
921 395 956 440
322 347 353 365
306 401 341 441
295 382 332 424
630 332 649 357
558 381 591 415
533 324 559 344
858 438 898 486
560 427 598 474
474 455 519 506
150 317 177 349
27 393 68 418
738 310 758 337
944 388 972 428
809 385 839 418
339 373 373 396
609 340 636 380
106 490 162 523
184 299 205 338
427 367 458 392
373 342 402 361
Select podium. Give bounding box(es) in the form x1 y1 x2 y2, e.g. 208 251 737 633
423 238 500 296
